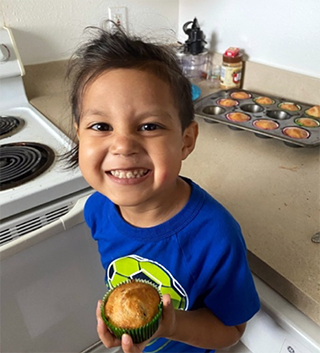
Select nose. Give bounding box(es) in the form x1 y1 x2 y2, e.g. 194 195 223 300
109 133 139 157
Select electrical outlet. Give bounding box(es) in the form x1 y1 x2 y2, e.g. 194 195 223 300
108 7 127 31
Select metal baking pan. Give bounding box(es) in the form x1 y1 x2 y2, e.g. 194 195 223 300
194 89 320 148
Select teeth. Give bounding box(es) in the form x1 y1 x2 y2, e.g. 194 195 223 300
110 169 148 179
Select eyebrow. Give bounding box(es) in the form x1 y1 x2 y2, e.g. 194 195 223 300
82 108 107 118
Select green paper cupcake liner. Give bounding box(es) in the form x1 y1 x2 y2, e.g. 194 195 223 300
101 279 163 343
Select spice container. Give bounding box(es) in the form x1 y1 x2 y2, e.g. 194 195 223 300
220 47 243 89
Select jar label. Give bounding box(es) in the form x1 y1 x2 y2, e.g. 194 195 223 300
220 66 242 88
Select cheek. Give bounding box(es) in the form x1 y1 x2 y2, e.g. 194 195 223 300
78 140 101 170
154 148 183 181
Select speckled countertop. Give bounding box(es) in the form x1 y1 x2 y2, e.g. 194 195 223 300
24 60 320 325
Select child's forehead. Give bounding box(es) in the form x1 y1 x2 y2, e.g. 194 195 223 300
84 68 173 99
80 68 180 121
91 67 168 85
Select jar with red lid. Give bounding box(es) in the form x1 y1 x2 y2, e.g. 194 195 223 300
220 48 243 89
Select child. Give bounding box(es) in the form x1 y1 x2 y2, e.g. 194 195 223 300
66 26 260 353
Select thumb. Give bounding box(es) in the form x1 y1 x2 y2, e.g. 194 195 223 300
162 293 172 308
121 334 141 353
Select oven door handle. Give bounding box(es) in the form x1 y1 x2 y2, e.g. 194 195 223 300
0 194 91 261
60 195 90 230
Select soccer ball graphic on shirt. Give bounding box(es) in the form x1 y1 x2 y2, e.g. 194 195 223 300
106 254 189 310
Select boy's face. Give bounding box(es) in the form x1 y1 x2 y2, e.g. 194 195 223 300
76 69 197 213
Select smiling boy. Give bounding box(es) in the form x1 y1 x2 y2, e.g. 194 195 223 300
67 26 260 353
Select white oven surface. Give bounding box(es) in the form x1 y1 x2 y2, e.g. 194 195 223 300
1 101 89 219
0 191 107 353
1 26 89 220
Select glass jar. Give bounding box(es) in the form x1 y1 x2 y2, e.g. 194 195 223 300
220 51 243 89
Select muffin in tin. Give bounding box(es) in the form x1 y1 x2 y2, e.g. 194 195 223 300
227 112 250 122
254 96 275 105
279 102 301 112
217 98 238 107
305 105 320 118
230 91 251 99
101 280 163 343
295 117 319 128
253 119 279 130
283 127 310 139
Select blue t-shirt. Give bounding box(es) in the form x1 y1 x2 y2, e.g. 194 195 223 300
84 177 260 353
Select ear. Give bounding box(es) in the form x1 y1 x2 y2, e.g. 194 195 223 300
181 121 198 160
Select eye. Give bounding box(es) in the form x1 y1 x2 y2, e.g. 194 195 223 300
89 123 112 131
139 123 162 131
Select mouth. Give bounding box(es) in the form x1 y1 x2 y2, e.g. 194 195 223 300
108 169 149 179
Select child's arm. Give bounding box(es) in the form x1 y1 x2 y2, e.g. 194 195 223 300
155 294 246 350
96 294 246 353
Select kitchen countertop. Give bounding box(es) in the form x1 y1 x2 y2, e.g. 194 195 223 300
25 61 320 325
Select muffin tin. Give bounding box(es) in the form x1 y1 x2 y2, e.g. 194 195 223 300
194 89 320 147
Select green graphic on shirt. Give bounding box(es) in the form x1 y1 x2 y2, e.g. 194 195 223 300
106 254 188 310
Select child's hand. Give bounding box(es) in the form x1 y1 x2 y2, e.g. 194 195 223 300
96 294 176 353
96 300 121 349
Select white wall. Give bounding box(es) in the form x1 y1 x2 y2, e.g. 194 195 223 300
0 0 179 65
1 0 319 79
178 0 320 78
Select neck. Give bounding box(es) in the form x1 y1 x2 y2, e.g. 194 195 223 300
118 178 191 228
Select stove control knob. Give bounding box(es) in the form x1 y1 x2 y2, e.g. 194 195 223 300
0 44 10 62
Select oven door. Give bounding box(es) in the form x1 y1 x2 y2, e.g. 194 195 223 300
0 193 107 353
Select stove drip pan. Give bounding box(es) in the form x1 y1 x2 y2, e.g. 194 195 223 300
0 142 55 191
0 116 25 138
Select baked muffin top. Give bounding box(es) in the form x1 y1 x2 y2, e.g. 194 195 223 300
254 96 274 105
279 102 300 111
227 112 250 122
253 119 279 130
105 281 161 329
217 98 238 107
230 91 251 99
305 105 320 118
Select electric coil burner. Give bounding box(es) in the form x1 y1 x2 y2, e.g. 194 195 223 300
0 26 89 220
0 142 55 191
0 115 25 138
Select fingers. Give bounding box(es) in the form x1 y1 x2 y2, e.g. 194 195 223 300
96 300 121 349
122 334 147 353
162 293 172 307
158 294 176 338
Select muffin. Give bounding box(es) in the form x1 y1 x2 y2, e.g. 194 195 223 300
230 91 251 99
283 127 310 139
279 102 301 111
101 280 162 343
254 96 275 105
295 117 319 128
227 112 250 122
253 119 279 130
305 105 320 118
217 98 238 107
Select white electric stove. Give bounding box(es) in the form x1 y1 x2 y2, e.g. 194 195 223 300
0 27 90 223
0 27 108 353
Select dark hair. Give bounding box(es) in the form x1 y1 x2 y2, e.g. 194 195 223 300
65 24 194 168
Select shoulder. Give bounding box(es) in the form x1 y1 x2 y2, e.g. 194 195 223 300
84 192 112 227
181 178 245 255
189 178 241 233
